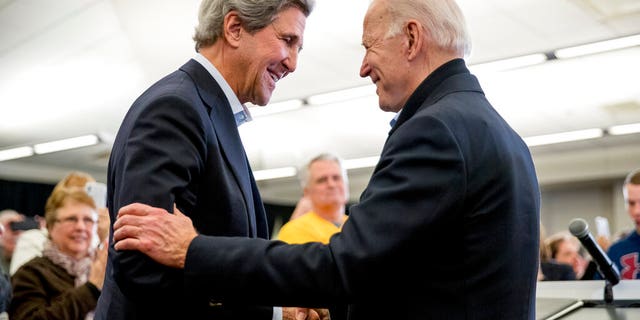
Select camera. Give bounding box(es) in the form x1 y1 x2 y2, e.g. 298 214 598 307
9 218 40 231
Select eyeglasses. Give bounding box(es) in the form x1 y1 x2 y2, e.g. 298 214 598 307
55 216 97 226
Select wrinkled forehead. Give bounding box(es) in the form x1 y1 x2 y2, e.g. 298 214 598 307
363 1 390 36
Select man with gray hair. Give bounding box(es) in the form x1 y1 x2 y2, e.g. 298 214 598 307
277 153 349 244
95 0 318 319
112 0 540 319
607 168 640 279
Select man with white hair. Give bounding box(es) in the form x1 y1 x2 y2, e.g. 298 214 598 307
277 153 349 244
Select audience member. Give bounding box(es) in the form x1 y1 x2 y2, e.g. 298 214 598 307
538 224 575 281
94 0 319 319
0 209 25 275
0 223 11 317
607 168 640 279
277 153 349 244
9 171 109 275
546 231 600 280
9 187 108 320
9 215 46 276
112 0 541 319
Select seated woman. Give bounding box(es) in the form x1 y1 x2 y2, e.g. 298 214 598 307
9 187 107 320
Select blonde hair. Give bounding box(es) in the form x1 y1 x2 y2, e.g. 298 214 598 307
53 171 95 192
545 232 580 260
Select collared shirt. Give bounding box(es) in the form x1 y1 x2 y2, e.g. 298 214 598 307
193 53 253 127
390 109 402 128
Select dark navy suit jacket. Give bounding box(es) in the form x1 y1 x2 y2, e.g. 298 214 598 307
95 59 271 319
181 59 541 320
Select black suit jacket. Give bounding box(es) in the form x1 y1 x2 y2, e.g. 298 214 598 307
180 59 540 320
94 59 271 319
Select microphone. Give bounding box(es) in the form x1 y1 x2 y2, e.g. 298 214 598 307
568 218 620 285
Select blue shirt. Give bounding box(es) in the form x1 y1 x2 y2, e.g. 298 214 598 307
607 230 640 279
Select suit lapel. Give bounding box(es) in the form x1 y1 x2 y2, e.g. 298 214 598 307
180 59 257 236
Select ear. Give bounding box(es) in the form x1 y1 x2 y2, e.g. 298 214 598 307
223 11 243 48
404 20 423 61
303 186 310 197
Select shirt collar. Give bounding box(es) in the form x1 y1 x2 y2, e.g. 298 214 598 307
193 53 253 127
390 109 402 128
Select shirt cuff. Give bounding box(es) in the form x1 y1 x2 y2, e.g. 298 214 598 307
272 306 282 320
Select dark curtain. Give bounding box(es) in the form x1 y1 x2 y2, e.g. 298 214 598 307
0 179 55 217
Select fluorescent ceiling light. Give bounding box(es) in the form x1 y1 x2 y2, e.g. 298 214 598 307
33 134 100 154
343 156 380 170
608 122 640 136
524 128 604 147
307 85 375 106
0 146 34 162
555 34 640 59
249 99 304 117
469 53 547 73
253 166 297 181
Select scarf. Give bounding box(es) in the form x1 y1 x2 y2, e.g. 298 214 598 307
42 240 96 319
42 240 93 288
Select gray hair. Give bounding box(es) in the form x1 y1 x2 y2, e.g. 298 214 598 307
193 0 315 51
623 168 640 204
298 153 349 190
384 0 471 57
0 209 21 225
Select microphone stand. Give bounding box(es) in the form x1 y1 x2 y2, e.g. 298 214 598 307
604 280 614 304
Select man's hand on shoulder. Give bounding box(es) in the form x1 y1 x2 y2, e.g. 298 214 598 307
113 203 197 269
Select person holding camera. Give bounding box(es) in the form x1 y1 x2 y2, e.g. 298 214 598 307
0 209 25 318
0 209 26 275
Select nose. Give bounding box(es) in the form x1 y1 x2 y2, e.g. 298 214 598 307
283 48 298 75
360 55 370 78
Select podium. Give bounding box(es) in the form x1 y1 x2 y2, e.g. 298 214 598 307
536 280 640 320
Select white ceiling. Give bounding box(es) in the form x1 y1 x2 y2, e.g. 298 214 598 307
1 0 640 204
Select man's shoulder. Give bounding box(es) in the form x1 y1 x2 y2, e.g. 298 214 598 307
608 237 638 255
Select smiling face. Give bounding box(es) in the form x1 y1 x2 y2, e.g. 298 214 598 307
49 199 96 259
236 7 307 106
360 0 413 112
